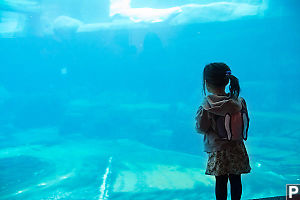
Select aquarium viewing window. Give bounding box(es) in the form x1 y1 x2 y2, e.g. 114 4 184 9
0 0 299 200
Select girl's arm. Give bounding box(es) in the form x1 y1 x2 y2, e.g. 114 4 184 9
195 106 211 134
241 97 250 123
241 97 248 113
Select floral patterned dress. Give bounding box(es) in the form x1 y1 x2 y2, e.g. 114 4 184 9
205 141 252 176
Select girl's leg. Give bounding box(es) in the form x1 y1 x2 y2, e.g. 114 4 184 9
215 174 228 200
229 174 242 200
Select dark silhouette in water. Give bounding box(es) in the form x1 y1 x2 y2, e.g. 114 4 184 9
139 32 170 101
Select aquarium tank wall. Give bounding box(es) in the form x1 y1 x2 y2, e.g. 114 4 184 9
0 0 299 199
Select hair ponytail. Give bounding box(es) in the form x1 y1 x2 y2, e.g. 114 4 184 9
228 74 240 100
202 62 241 100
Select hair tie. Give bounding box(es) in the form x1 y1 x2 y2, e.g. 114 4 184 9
225 71 232 76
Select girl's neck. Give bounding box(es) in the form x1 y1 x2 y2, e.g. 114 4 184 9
210 89 227 96
206 82 227 96
212 92 228 96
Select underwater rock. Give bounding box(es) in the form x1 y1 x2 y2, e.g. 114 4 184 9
170 2 265 25
0 155 53 197
0 137 296 199
0 0 40 14
110 0 266 25
52 16 83 38
0 0 41 36
12 127 60 145
0 138 212 199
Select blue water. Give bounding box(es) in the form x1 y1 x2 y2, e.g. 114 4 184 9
0 0 299 199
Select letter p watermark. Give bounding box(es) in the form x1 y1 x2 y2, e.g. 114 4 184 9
287 184 300 200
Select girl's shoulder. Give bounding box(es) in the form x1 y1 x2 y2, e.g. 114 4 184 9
201 96 210 109
239 96 247 105
238 96 248 112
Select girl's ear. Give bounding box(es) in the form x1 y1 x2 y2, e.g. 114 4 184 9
206 81 210 91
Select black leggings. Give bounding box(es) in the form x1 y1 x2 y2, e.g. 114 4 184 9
215 174 242 200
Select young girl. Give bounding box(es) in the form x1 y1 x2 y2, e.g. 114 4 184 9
195 62 251 200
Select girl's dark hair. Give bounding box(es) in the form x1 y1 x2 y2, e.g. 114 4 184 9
202 62 240 100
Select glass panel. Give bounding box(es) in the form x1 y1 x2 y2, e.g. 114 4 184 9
0 0 299 199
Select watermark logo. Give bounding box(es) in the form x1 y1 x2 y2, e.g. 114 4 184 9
287 184 300 200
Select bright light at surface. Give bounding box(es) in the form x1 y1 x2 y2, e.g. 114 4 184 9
0 0 268 36
110 0 131 15
110 0 266 24
110 0 182 23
